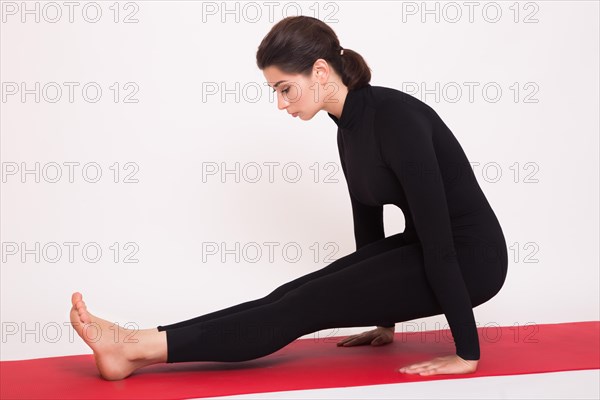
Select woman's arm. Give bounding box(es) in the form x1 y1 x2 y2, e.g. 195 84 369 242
374 100 480 361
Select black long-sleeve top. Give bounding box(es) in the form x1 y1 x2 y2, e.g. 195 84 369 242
328 83 499 361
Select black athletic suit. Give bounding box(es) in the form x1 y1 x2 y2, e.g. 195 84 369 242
157 84 508 363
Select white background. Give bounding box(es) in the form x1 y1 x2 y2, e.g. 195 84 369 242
1 1 598 361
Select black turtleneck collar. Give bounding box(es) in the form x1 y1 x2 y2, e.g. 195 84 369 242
327 84 371 130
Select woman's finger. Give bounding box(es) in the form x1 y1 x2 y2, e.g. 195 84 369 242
343 337 361 345
400 361 432 372
399 355 478 376
339 335 369 346
337 335 358 345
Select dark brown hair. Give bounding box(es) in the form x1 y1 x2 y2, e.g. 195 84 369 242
256 16 372 91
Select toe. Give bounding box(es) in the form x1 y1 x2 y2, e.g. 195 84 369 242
72 292 82 305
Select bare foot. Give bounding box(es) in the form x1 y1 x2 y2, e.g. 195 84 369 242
69 292 167 380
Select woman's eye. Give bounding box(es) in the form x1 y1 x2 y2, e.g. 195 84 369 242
282 88 289 94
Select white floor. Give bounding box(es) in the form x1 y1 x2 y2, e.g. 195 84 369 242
207 369 600 400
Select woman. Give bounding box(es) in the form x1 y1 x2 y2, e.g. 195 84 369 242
69 16 508 381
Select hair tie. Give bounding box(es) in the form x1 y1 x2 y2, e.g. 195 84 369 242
339 46 344 56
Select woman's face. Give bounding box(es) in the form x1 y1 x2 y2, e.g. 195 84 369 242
263 65 325 121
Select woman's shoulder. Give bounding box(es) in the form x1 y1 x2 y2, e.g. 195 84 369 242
367 85 439 133
368 85 438 120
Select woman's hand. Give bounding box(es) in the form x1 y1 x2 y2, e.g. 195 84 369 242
336 326 395 347
399 355 479 376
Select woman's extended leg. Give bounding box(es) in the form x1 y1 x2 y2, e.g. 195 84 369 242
156 232 415 331
69 233 505 379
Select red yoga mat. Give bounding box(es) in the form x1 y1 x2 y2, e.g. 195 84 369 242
1 320 598 399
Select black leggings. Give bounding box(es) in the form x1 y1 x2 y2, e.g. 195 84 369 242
156 230 507 363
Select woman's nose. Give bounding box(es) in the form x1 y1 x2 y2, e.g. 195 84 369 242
277 94 288 110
